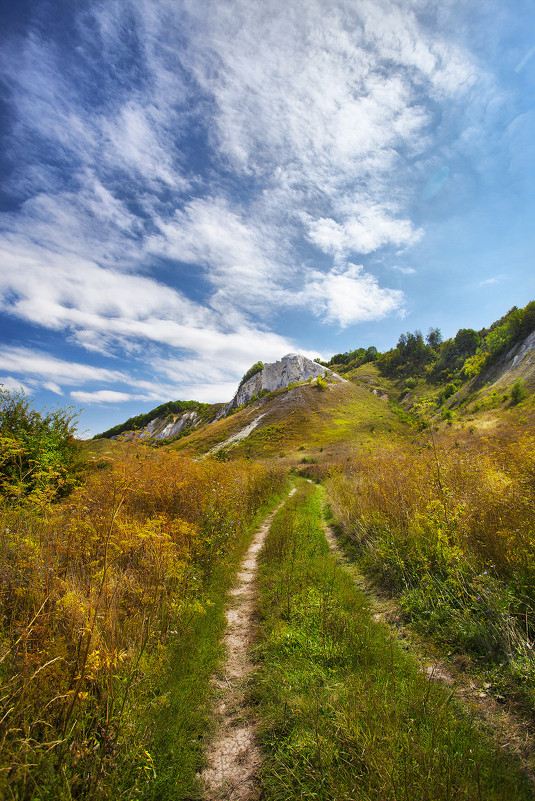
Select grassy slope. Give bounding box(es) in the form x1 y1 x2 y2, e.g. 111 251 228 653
334 360 535 436
172 380 406 464
253 481 531 800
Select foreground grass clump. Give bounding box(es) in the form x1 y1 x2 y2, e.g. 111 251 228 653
253 482 531 800
0 445 286 800
325 427 535 703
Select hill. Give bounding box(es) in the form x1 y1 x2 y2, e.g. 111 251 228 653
92 303 535 467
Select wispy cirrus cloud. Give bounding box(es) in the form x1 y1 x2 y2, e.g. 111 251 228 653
0 347 127 385
479 274 506 287
1 0 506 427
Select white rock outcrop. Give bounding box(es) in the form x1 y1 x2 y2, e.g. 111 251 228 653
111 410 200 441
219 353 342 417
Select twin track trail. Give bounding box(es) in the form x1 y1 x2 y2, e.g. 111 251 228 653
202 489 296 801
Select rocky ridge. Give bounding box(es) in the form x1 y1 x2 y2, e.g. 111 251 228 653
219 353 343 417
109 353 341 443
111 409 200 441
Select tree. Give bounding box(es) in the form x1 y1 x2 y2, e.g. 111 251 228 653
511 378 528 405
363 346 378 363
454 328 480 356
239 361 264 387
520 301 535 339
426 327 442 350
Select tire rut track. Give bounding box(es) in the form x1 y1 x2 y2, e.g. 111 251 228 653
202 488 296 800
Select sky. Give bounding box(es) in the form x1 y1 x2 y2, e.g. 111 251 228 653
0 0 534 437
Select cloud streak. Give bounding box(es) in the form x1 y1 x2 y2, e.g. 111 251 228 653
1 0 511 428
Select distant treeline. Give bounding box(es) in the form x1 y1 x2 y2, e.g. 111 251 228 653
327 300 535 382
94 399 211 439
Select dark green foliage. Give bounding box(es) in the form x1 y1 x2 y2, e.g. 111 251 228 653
239 360 264 387
511 378 528 404
378 329 435 378
454 328 480 355
327 346 378 373
426 327 443 349
519 300 535 339
94 399 211 439
364 345 378 362
329 302 534 388
0 387 82 501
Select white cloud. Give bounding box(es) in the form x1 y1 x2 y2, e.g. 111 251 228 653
392 265 417 275
0 347 127 386
43 382 63 395
0 376 33 394
514 43 535 73
479 274 505 287
0 0 493 411
100 102 189 190
295 263 405 327
186 0 474 185
148 196 283 303
70 390 141 404
303 208 422 257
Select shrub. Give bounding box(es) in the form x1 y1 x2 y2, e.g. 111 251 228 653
443 382 457 399
315 376 327 391
0 446 286 798
0 387 82 503
404 377 417 390
239 361 264 387
325 428 535 677
462 351 486 378
511 378 528 404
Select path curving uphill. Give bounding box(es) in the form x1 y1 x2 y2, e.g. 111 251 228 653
202 488 296 800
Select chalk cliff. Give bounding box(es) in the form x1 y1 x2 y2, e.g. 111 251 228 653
219 353 343 417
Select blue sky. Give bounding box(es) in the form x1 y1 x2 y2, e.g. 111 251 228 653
0 0 534 437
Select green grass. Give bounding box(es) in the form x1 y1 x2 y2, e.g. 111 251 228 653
252 481 532 800
131 485 290 801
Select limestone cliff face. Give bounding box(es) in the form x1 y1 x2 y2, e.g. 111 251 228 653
220 353 343 417
487 330 535 389
112 410 199 441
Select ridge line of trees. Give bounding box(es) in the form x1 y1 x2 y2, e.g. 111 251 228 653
94 399 211 440
327 300 535 383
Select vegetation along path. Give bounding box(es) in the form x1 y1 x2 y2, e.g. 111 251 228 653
202 488 297 800
251 480 532 800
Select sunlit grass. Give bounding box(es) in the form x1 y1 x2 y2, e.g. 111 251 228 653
253 481 532 800
325 425 535 707
0 445 286 799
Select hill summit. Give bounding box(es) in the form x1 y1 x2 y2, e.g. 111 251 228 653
219 353 343 417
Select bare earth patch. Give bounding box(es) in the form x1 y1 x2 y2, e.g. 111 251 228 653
202 490 295 800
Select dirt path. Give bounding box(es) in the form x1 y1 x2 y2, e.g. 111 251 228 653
202 489 295 800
